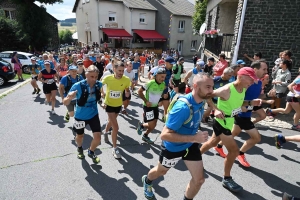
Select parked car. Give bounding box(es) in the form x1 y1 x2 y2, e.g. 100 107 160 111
0 57 16 86
0 51 34 74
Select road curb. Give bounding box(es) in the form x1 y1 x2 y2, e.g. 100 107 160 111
0 79 31 98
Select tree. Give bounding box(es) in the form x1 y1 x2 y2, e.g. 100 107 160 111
192 0 208 32
12 0 63 5
59 30 65 44
62 29 73 44
0 9 29 52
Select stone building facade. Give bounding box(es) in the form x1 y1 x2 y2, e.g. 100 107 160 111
204 0 300 78
0 0 59 50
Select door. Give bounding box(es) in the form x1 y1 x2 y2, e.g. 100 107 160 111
177 40 183 55
115 39 122 48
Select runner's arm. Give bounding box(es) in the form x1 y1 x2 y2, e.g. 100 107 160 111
183 70 192 85
38 72 46 83
58 84 65 100
160 126 198 143
137 87 147 104
211 85 229 100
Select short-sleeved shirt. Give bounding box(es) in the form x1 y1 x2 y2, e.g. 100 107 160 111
89 56 96 62
69 80 102 120
60 74 84 97
172 64 183 80
39 61 55 70
164 93 204 152
288 76 300 97
132 61 141 80
142 79 165 107
29 64 41 76
105 63 113 71
124 69 135 81
102 74 131 107
40 68 57 80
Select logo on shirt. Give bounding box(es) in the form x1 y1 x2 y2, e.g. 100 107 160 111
190 121 194 127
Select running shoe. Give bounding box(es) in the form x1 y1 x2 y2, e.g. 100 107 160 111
32 89 36 94
282 192 293 200
112 148 122 159
51 110 56 115
104 133 109 143
162 115 166 122
88 151 100 164
36 88 41 94
237 155 250 167
137 121 143 135
142 175 154 199
266 108 276 117
77 147 85 159
222 178 243 192
291 124 300 131
142 135 154 144
275 134 284 149
65 112 70 122
214 147 227 158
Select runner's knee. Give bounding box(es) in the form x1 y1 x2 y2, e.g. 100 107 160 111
192 176 205 187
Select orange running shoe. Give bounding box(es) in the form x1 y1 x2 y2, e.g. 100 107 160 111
214 147 227 158
237 155 250 167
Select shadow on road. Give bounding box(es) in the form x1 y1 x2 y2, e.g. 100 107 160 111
281 154 300 164
81 159 137 199
47 111 67 128
0 81 18 90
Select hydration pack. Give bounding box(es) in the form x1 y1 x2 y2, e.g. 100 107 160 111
77 80 101 107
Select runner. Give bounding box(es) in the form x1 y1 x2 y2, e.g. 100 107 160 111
77 59 86 79
171 57 185 93
122 61 135 114
63 65 102 164
148 59 165 80
59 65 84 122
29 57 41 94
136 67 166 144
214 61 268 168
140 53 146 78
102 62 131 159
38 60 59 114
282 192 300 200
132 55 141 90
141 73 211 200
200 67 261 192
159 57 176 122
184 60 205 94
275 134 300 149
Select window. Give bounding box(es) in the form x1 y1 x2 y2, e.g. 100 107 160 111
109 12 116 22
191 40 197 50
178 21 185 32
0 53 11 59
4 10 16 20
139 13 146 23
82 0 85 4
17 54 27 60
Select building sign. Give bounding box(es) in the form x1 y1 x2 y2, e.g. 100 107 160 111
105 22 118 28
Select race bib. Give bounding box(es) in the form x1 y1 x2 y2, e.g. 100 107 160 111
247 105 253 110
31 74 37 78
145 110 154 121
133 69 138 74
47 79 54 84
231 107 242 117
109 91 121 99
73 120 85 129
162 157 181 168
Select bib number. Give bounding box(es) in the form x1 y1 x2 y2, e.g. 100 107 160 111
133 69 138 74
109 91 121 99
231 107 242 117
74 120 85 129
247 105 253 110
162 157 181 168
47 79 54 84
145 110 154 121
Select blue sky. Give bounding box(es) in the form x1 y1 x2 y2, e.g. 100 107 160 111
35 0 195 21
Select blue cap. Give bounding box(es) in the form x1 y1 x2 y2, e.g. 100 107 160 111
197 60 205 66
69 65 78 70
165 57 176 64
237 60 246 65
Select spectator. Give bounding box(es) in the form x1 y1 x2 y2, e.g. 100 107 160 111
272 52 284 80
204 57 215 76
192 53 198 68
244 52 262 62
213 53 228 76
83 55 93 68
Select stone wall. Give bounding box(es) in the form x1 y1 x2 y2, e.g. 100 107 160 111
233 0 300 78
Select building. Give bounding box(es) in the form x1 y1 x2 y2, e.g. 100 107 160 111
146 0 200 57
203 0 300 77
72 0 166 50
0 0 59 50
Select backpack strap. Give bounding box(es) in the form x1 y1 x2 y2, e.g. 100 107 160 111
178 97 193 124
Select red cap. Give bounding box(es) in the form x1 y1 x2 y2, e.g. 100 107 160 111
237 67 258 81
158 60 165 66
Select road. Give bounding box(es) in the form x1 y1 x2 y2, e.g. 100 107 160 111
0 63 299 200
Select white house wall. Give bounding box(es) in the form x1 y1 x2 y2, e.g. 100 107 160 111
207 0 222 12
131 10 156 30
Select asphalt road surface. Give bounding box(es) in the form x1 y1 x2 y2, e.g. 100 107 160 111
0 64 299 200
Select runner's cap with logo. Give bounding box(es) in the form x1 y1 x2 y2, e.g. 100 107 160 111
237 67 259 82
44 60 50 65
165 57 176 64
196 60 205 66
69 65 78 70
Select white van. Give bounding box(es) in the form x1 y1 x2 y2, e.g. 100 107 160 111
0 51 34 74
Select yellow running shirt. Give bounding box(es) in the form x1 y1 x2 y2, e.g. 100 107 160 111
102 74 131 107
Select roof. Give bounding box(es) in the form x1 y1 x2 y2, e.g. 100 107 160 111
102 28 132 39
123 0 157 11
33 4 58 22
73 0 156 13
154 0 195 17
133 30 166 41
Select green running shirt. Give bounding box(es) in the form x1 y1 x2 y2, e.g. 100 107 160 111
143 79 165 107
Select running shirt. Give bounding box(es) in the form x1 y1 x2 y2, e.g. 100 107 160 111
29 64 41 76
287 76 300 97
60 74 84 97
164 93 204 152
188 68 202 86
215 83 246 130
102 74 131 107
132 61 141 80
213 76 230 101
40 68 57 83
58 64 68 77
239 81 262 118
124 69 135 81
142 79 165 107
163 69 172 94
140 56 146 66
172 64 183 80
69 80 102 120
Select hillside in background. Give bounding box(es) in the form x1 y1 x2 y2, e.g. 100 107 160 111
60 18 76 23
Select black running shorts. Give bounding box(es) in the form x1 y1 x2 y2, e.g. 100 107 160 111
212 118 232 136
234 116 255 130
73 114 101 135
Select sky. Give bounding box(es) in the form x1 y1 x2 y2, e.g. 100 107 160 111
35 0 195 21
34 0 75 20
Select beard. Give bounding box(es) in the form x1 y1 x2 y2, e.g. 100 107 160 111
197 88 212 99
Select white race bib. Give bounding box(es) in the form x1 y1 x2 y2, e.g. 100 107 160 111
109 91 121 99
247 105 253 110
231 107 242 117
145 110 154 121
133 69 138 74
47 79 54 84
162 157 181 168
73 120 85 129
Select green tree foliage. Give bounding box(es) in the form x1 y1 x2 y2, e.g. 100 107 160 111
59 29 73 44
11 0 63 5
192 0 208 32
0 9 29 52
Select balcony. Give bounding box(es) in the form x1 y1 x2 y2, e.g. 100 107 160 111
204 33 234 59
178 28 185 33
